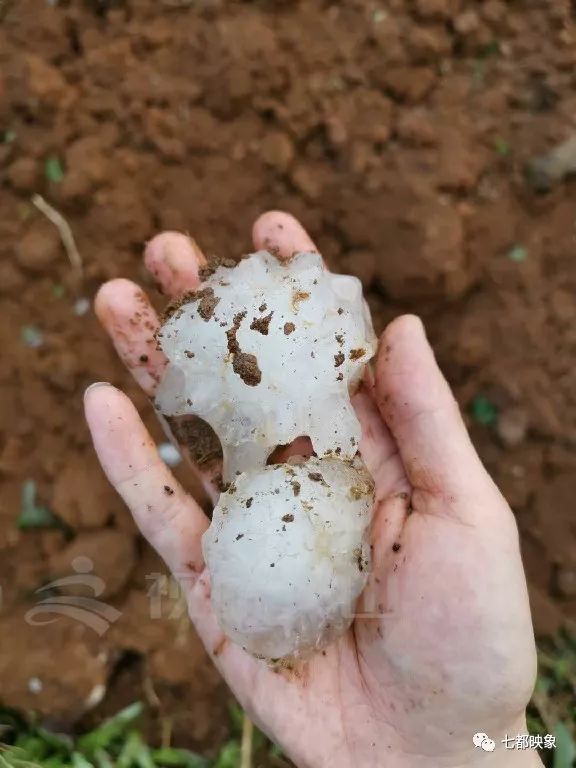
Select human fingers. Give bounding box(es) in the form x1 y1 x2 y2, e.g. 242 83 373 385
83 383 248 669
97 233 226 493
84 383 209 577
94 279 166 396
252 210 317 260
374 315 496 509
144 231 207 296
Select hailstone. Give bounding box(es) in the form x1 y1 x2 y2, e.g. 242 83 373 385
202 456 374 659
155 247 378 660
155 250 377 481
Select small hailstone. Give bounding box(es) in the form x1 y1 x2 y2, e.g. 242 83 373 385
156 251 377 481
28 677 43 694
74 297 91 316
202 456 374 660
158 441 182 467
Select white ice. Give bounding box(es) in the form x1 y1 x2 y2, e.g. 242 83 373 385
202 456 374 659
156 251 377 481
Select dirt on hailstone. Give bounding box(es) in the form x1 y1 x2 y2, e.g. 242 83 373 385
1 0 576 755
165 414 223 470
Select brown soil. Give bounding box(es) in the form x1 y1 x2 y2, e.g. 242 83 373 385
1 0 576 754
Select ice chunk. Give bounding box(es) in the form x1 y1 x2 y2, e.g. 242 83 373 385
156 251 377 481
202 455 374 659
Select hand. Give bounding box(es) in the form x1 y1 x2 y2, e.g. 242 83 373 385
85 212 540 768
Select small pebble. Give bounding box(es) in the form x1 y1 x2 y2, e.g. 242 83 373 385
454 10 480 35
556 566 576 598
85 683 106 709
497 407 528 448
158 442 182 467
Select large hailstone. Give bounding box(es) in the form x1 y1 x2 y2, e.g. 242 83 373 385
155 251 377 481
202 456 374 659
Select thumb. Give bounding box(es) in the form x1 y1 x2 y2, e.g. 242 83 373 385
375 315 495 508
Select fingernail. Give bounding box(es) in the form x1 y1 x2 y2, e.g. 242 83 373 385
84 381 112 401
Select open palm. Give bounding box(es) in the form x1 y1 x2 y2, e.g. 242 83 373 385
85 212 539 768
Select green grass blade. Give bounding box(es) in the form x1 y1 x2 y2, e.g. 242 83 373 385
152 747 209 767
553 721 576 768
77 703 144 756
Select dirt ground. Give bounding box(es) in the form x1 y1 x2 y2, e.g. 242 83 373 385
1 0 575 755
